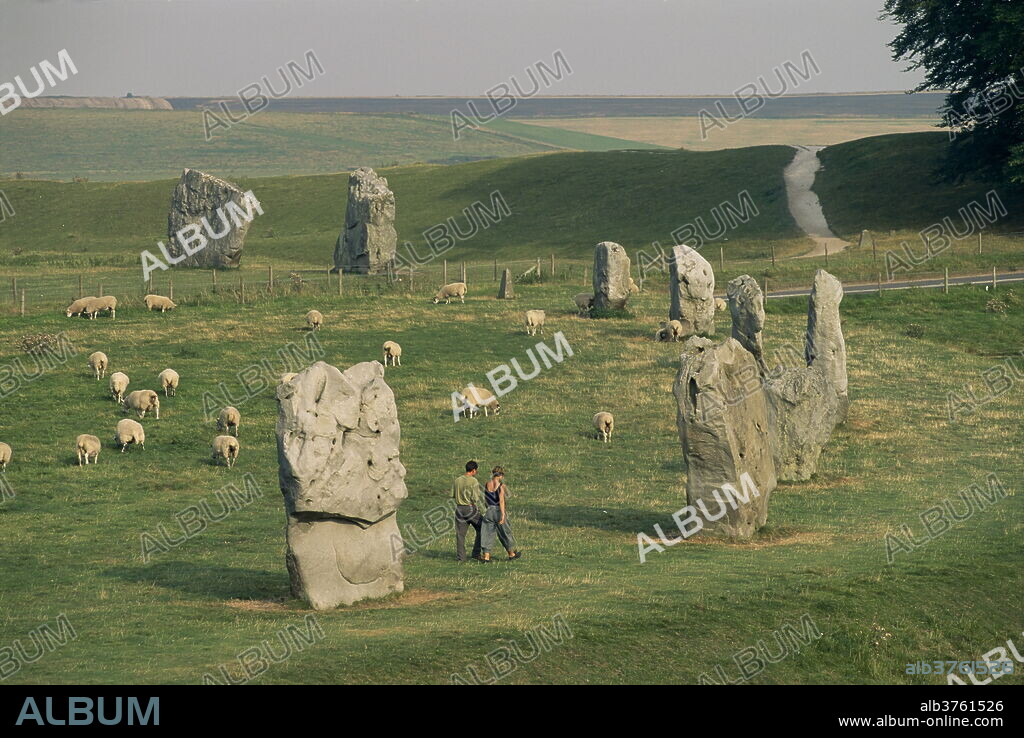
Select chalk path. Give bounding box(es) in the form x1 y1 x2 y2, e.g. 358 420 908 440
783 145 849 258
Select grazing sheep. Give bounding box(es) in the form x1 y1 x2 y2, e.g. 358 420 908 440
715 297 727 312
524 310 546 336
306 309 324 331
88 351 109 380
383 340 402 367
157 369 179 397
75 434 101 466
114 419 145 452
0 442 10 471
593 412 614 443
433 282 467 304
628 277 640 294
656 319 688 343
280 372 298 384
84 295 118 319
212 435 240 468
144 294 177 312
123 390 160 420
109 372 130 403
459 385 500 419
66 296 97 318
217 407 241 437
573 292 594 316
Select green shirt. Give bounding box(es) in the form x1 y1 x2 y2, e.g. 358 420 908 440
452 474 483 507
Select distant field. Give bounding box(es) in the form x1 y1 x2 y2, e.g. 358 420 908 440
518 117 943 151
483 119 665 151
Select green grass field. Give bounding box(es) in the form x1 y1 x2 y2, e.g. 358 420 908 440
0 282 1020 684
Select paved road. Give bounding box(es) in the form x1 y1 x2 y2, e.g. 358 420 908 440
765 271 1024 299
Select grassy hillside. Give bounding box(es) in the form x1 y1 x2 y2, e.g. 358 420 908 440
483 119 666 151
0 283 1020 684
816 132 1024 236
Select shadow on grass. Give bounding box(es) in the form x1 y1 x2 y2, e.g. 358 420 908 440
106 561 287 601
528 503 655 534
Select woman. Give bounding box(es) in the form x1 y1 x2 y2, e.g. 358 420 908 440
480 466 523 563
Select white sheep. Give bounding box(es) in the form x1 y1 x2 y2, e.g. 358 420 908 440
280 372 298 384
715 297 727 312
656 319 689 342
0 442 10 471
459 384 500 419
433 282 467 304
84 296 117 319
524 310 546 336
573 292 594 316
593 412 614 443
123 390 160 420
383 340 402 367
144 294 177 312
114 419 145 452
628 277 640 294
66 296 97 318
212 435 240 468
88 351 109 380
217 407 241 437
109 372 130 404
157 369 179 397
306 309 324 331
75 434 101 466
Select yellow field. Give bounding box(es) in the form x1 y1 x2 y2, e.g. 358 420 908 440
518 117 943 150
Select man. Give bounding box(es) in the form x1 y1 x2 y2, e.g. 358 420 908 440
452 460 484 562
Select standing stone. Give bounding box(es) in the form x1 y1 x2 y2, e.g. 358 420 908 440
673 337 777 540
806 269 848 421
764 365 840 481
669 244 715 335
592 241 632 311
165 168 259 269
497 268 514 299
333 167 397 275
277 360 407 609
727 275 766 373
857 229 874 252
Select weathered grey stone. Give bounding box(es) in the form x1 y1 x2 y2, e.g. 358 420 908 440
333 167 397 275
764 365 840 481
669 244 715 334
727 274 766 373
673 337 777 540
592 241 632 310
165 169 258 269
805 269 848 421
497 268 514 299
857 229 874 252
277 360 407 609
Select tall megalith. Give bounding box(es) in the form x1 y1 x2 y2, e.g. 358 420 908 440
669 244 715 334
333 167 398 275
592 241 632 311
165 168 259 269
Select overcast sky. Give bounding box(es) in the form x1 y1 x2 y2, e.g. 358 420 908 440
1 0 923 97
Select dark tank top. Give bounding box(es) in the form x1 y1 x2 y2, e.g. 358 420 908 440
484 481 503 507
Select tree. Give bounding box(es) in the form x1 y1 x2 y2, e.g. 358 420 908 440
884 0 1024 184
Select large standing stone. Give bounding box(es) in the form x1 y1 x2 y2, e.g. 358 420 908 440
591 241 632 311
669 244 715 335
727 274 766 373
277 360 407 609
673 337 777 540
497 268 514 299
165 169 258 269
764 365 840 481
857 229 874 252
333 167 397 275
806 269 848 421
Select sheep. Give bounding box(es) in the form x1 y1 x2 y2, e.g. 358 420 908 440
459 384 500 419
123 390 160 420
66 296 97 318
573 292 594 316
114 419 145 452
75 434 101 466
217 407 241 437
0 442 10 471
84 295 117 319
306 309 324 331
157 368 179 397
525 310 546 336
88 351 109 380
593 412 614 443
656 319 689 342
144 294 177 312
280 372 298 384
715 297 727 312
212 435 240 468
628 277 640 294
109 372 130 403
433 282 467 304
383 340 402 367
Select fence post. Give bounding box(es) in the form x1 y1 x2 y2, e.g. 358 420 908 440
443 260 448 284
409 266 414 294
583 266 588 286
78 275 83 299
764 277 769 298
944 267 949 294
98 283 103 300
461 261 466 284
240 277 245 304
338 269 343 297
550 253 555 279
167 280 172 301
493 259 497 282
770 245 775 267
268 265 274 292
872 237 877 262
11 277 16 304
978 232 983 254
20 289 25 316
877 272 882 296
824 245 829 267
212 270 217 294
719 247 724 273
536 256 541 280
992 266 997 291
